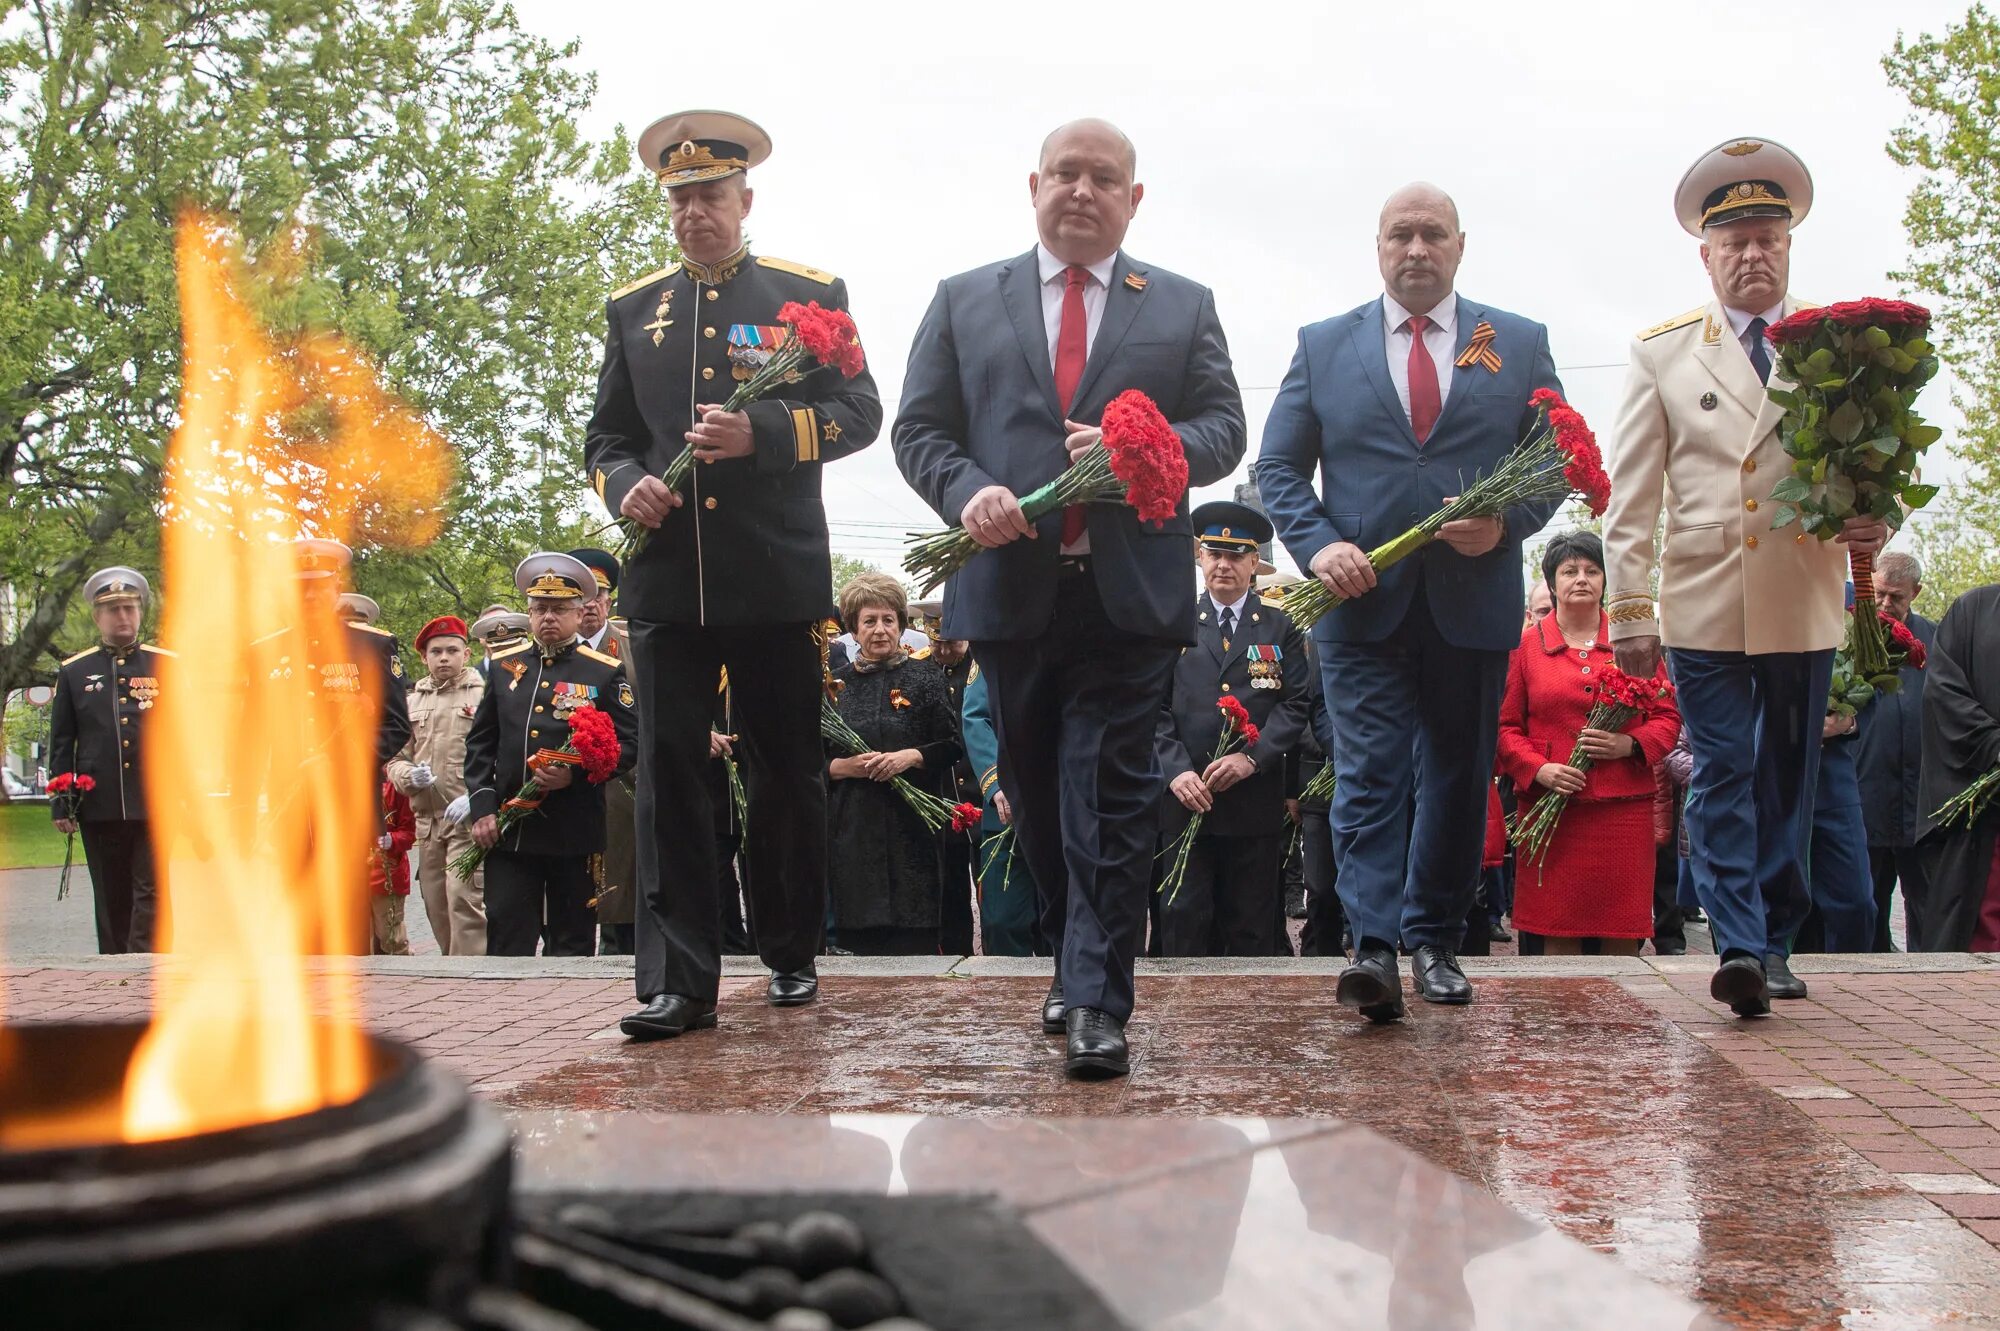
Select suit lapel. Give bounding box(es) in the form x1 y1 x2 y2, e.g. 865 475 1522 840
1195 597 1226 669
1692 299 1765 420
1426 297 1482 440
1070 252 1146 413
999 251 1062 419
1349 300 1417 446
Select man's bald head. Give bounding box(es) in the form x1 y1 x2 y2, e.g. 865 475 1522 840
1039 118 1137 176
1376 181 1466 314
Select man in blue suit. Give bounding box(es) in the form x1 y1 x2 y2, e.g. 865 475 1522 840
894 119 1245 1077
1257 183 1561 1020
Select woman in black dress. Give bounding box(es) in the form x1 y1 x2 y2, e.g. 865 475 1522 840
826 573 962 953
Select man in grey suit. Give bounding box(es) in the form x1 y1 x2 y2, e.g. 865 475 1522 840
894 119 1245 1078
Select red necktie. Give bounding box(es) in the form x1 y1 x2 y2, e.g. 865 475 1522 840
1406 313 1441 445
1055 265 1090 546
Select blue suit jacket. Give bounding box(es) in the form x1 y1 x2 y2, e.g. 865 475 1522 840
892 249 1246 643
1255 296 1562 652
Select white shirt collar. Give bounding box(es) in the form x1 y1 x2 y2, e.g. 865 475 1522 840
1036 242 1117 291
1722 301 1785 338
1382 292 1458 335
1209 589 1252 620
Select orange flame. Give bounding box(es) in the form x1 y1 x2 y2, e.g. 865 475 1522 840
109 212 451 1141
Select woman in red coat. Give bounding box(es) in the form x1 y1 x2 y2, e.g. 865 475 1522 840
1497 533 1681 953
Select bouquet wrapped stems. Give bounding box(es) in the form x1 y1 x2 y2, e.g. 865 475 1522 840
1931 768 1999 830
1158 698 1260 904
821 697 978 834
449 704 621 876
1283 389 1609 633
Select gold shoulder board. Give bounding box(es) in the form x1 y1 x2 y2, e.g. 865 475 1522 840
577 644 620 667
610 263 680 302
352 622 395 638
1793 297 1820 311
61 647 96 665
141 643 176 658
249 627 292 648
909 645 933 660
756 256 837 286
489 641 534 659
1637 308 1704 341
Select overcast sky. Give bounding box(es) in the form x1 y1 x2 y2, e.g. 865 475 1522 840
515 0 1973 574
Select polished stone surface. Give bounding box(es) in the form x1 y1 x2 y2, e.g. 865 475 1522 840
512 1112 1723 1331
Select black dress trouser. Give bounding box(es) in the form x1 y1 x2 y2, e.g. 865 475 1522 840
79 819 156 954
484 848 595 956
628 620 824 1003
1159 832 1285 956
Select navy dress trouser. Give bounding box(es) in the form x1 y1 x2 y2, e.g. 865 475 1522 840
1319 586 1510 953
975 571 1178 1022
1670 647 1834 960
1805 717 1878 953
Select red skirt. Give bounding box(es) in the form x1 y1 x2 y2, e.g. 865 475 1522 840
1512 794 1654 940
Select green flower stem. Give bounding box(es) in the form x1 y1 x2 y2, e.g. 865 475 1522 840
904 444 1119 594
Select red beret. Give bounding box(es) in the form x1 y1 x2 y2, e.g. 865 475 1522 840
415 615 469 651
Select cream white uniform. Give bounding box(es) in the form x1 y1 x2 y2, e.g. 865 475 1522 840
1602 295 1847 655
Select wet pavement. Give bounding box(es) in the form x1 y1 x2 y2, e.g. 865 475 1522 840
6 956 1999 1328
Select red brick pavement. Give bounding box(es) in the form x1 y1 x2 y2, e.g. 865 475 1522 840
1628 966 2000 1247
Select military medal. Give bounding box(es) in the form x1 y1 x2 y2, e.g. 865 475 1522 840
644 288 674 347
1246 644 1284 689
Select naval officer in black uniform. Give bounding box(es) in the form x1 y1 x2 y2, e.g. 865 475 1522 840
465 553 638 956
48 566 168 953
583 109 881 1037
1154 503 1312 956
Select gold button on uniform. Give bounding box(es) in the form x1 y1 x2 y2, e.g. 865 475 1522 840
702 367 715 380
1744 498 1758 512
706 290 719 301
530 729 540 738
703 326 716 339
1746 535 1759 549
1743 459 1757 473
1796 533 1807 543
1221 682 1232 692
704 496 718 510
534 705 545 713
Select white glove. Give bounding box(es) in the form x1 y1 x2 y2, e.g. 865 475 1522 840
444 794 471 824
407 763 436 790
377 833 394 850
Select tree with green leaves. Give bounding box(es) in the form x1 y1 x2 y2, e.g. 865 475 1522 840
1884 4 2000 607
0 0 674 709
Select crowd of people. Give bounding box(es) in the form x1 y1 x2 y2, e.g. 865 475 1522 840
38 109 2000 1082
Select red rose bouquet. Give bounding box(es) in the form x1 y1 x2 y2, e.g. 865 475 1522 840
1285 388 1610 631
1159 696 1261 903
449 704 622 875
1829 611 1928 717
46 771 95 901
820 696 979 835
903 388 1189 595
1510 668 1672 867
1763 299 1940 679
616 300 866 557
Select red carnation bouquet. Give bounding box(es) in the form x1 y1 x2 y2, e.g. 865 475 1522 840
615 299 867 557
820 695 979 835
450 704 622 875
1510 667 1672 868
1285 388 1610 631
1763 299 1940 680
903 388 1189 594
46 771 95 901
1158 696 1261 903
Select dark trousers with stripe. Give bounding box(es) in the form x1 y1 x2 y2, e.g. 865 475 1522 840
484 849 595 957
79 819 156 954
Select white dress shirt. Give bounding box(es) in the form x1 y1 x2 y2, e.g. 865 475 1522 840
1037 243 1117 555
586 623 611 653
1381 293 1458 424
1208 590 1251 637
1723 301 1784 369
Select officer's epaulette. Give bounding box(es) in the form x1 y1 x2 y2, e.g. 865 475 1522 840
349 621 395 638
1794 298 1820 312
250 627 293 648
489 640 534 659
610 264 680 302
577 644 621 668
61 647 97 666
756 255 837 286
140 643 176 657
909 645 933 660
1637 308 1704 341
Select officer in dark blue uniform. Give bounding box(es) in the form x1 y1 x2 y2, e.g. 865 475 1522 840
465 553 638 956
1154 502 1312 955
584 109 882 1037
48 566 167 953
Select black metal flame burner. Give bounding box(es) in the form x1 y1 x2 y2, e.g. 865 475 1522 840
0 1024 1122 1331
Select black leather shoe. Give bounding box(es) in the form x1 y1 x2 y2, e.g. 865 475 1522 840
1335 946 1405 1023
1285 885 1309 920
1063 1007 1128 1080
620 994 717 1041
1654 939 1687 957
1764 953 1808 1000
1041 979 1066 1035
1411 945 1474 1005
1710 956 1770 1017
767 963 818 1007
1487 920 1514 944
